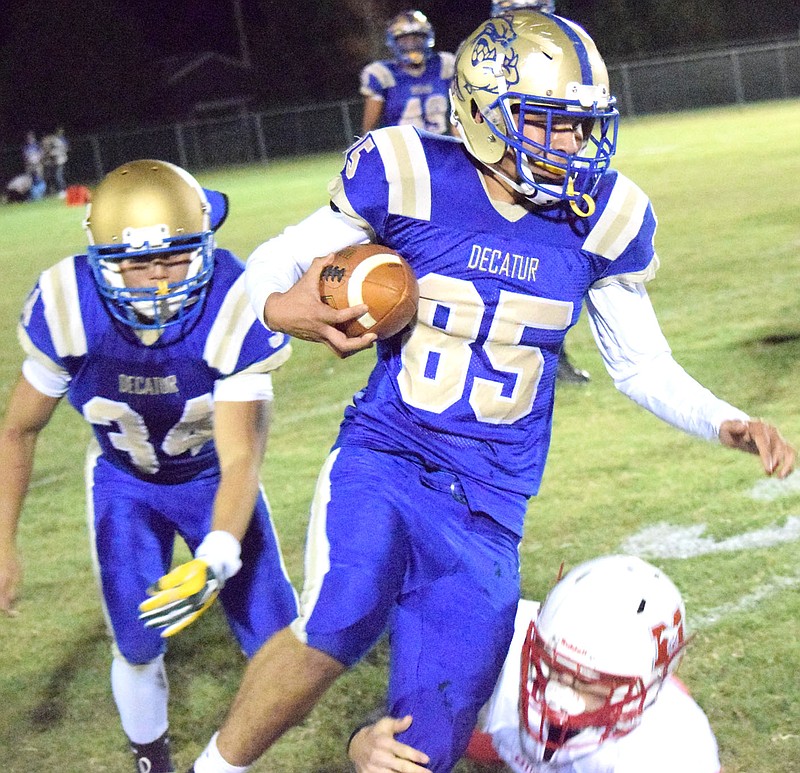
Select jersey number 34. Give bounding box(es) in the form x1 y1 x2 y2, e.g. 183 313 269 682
83 394 213 474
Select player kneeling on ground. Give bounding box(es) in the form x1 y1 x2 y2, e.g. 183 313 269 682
0 160 297 773
349 555 722 773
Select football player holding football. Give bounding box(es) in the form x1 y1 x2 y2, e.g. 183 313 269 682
0 160 298 773
171 10 793 773
360 10 455 136
348 555 722 772
491 0 589 385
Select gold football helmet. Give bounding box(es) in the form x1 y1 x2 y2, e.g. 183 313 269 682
451 11 618 211
84 159 214 330
386 10 435 67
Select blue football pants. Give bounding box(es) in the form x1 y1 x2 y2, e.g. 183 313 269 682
296 445 521 772
87 452 297 663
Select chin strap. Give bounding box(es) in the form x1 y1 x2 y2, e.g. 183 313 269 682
488 156 597 216
567 177 596 218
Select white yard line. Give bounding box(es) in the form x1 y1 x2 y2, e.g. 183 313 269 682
747 470 800 501
690 573 800 630
619 517 800 559
619 519 800 630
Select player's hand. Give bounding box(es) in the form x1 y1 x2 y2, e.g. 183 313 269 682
348 715 432 773
139 558 220 637
139 530 241 637
0 547 22 617
264 254 377 358
719 418 796 478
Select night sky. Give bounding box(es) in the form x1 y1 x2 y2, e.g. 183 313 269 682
1 0 798 141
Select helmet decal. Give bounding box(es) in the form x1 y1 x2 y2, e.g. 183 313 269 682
464 19 519 97
651 608 685 672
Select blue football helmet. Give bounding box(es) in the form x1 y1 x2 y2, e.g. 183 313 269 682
451 12 618 213
386 10 435 68
84 160 215 330
492 0 556 14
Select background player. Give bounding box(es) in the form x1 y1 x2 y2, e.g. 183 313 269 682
491 0 556 14
158 11 792 773
348 555 722 772
0 160 298 773
360 10 454 136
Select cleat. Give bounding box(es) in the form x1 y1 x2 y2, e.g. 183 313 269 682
556 351 590 384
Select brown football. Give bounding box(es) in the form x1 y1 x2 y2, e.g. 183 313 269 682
319 244 419 339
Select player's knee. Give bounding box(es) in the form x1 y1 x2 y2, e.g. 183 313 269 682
113 637 164 666
299 615 388 668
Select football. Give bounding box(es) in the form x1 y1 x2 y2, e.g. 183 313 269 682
319 244 419 339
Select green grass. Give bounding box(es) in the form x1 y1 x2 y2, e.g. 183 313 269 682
2 100 800 772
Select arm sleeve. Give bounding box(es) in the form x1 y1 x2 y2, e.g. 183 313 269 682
21 356 70 398
586 280 749 441
245 205 371 324
213 372 274 403
360 61 390 99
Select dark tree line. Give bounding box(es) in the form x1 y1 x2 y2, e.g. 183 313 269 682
1 0 797 140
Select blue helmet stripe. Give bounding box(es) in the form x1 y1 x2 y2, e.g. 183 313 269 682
549 15 593 84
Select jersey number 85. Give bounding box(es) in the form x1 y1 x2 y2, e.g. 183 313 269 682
398 274 572 424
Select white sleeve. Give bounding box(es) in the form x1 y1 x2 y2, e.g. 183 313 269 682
245 205 371 325
22 356 70 398
213 372 273 403
482 600 541 773
586 280 749 441
482 601 540 736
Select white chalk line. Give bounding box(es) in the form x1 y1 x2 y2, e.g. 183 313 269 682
619 517 800 559
29 473 67 490
747 470 800 501
690 572 800 630
620 519 800 631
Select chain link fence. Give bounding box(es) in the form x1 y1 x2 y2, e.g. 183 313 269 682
2 39 798 188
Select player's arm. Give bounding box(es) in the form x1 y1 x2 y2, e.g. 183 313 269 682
245 205 377 358
362 96 385 135
359 61 386 135
348 715 432 773
586 280 795 477
207 397 271 542
0 374 61 615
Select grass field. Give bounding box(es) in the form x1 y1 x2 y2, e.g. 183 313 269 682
1 100 800 772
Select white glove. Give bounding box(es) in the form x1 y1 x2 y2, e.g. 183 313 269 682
195 530 242 584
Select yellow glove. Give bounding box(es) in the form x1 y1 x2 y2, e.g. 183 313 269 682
138 558 220 638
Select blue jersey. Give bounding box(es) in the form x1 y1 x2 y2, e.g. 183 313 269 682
18 249 291 485
330 126 657 534
360 52 455 135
